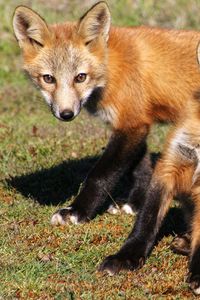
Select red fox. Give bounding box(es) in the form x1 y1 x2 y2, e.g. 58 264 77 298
13 1 200 293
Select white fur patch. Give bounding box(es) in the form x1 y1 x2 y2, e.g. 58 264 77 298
52 103 61 119
193 286 200 295
41 90 52 106
50 207 72 225
169 128 200 160
81 88 93 105
50 213 66 226
106 269 115 276
69 214 79 224
121 204 134 215
170 129 188 153
107 204 120 215
98 104 118 125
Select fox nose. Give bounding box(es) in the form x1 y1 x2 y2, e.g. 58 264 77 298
60 110 74 121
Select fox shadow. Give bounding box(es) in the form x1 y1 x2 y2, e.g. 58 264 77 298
6 156 99 206
6 153 187 237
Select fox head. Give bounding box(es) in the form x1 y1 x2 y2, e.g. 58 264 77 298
13 2 111 121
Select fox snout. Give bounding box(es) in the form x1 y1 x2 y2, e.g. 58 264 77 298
50 99 81 122
41 88 82 122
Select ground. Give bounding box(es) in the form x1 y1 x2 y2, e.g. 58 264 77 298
0 0 199 299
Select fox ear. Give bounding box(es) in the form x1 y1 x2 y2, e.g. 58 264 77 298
77 1 111 45
13 6 50 49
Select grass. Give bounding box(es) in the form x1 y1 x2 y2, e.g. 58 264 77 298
0 0 199 299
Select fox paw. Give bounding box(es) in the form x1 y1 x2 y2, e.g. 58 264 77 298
170 233 190 256
121 203 135 215
187 274 200 295
107 203 135 216
107 204 121 215
99 254 145 275
50 207 88 225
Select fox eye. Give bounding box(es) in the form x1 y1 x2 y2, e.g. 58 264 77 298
43 74 56 84
75 73 87 83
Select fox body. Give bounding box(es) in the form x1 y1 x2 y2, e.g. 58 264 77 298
13 2 200 294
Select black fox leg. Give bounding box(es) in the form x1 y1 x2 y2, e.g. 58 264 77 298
121 153 153 215
187 182 200 295
99 171 174 274
51 126 149 225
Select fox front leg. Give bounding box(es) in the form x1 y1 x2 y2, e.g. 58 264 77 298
51 126 149 225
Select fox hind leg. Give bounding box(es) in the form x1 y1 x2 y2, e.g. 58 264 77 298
107 152 153 216
99 157 176 274
121 152 153 215
170 196 194 256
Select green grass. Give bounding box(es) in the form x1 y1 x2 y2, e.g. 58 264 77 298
0 0 198 299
